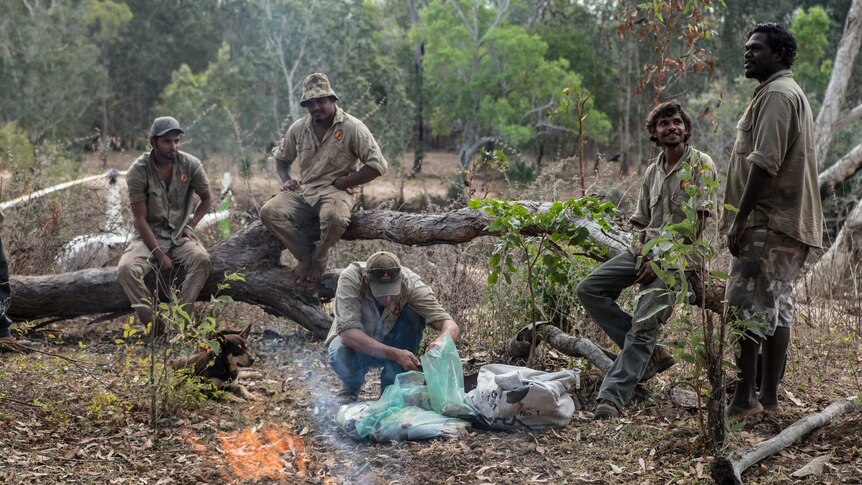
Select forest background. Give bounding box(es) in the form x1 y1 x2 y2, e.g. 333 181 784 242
2 0 859 188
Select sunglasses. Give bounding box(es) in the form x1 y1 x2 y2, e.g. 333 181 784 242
367 267 401 280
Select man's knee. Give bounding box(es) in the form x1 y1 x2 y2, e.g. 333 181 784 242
328 337 366 387
259 200 283 228
319 207 351 233
117 259 145 287
576 275 602 304
188 248 212 271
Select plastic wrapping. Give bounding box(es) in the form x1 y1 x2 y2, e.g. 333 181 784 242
466 364 580 430
420 334 475 417
336 335 473 442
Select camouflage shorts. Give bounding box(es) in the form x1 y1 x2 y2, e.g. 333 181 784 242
725 227 809 336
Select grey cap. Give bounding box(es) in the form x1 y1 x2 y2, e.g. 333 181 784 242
366 251 402 297
149 116 184 138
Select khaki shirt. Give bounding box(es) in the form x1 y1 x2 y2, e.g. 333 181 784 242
275 107 387 206
126 150 210 247
631 145 716 267
325 262 454 346
720 70 823 248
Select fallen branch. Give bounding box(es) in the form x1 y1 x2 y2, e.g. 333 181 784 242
710 396 862 485
506 322 654 400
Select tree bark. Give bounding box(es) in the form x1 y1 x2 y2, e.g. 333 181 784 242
7 204 637 338
800 195 862 297
812 0 862 167
710 397 862 485
818 142 862 199
505 322 654 401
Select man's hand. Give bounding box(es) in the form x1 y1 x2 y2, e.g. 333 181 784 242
634 259 657 286
181 225 198 241
632 240 645 262
726 217 747 258
333 175 357 194
155 251 174 274
388 348 421 371
281 179 300 192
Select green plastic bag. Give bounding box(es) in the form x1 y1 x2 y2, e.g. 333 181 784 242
421 333 475 417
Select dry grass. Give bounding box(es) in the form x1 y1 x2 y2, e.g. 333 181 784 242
1 150 861 483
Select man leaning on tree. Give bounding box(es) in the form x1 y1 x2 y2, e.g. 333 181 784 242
577 100 716 420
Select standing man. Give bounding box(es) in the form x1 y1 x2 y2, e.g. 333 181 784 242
260 73 387 283
577 101 716 420
117 116 213 334
326 251 459 402
723 23 822 419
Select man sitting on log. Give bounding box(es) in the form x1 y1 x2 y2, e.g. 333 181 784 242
260 73 387 284
576 101 716 420
117 116 213 335
326 251 459 402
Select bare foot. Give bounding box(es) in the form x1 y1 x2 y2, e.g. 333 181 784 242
759 400 781 412
290 264 309 283
727 401 764 422
305 266 325 283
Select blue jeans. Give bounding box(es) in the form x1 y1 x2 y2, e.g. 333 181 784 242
328 306 426 391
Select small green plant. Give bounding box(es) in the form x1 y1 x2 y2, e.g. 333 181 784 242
122 271 246 428
632 153 734 449
470 197 617 363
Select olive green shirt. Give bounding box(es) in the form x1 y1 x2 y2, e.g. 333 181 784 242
631 145 716 268
720 70 823 248
275 107 387 206
325 262 454 346
126 150 210 247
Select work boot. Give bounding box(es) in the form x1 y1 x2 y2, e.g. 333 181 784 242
592 399 621 420
641 346 676 382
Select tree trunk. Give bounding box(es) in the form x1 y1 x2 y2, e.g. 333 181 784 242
812 0 862 167
710 397 862 485
408 0 425 175
800 195 862 296
8 204 635 338
801 0 862 296
818 142 862 198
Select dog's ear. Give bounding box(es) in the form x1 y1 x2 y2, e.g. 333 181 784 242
239 322 252 340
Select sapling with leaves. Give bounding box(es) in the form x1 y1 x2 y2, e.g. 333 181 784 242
469 197 617 365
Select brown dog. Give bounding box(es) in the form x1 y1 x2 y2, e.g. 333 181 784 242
171 323 257 402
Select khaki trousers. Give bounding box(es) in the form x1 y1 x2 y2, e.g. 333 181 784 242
259 189 354 269
117 238 212 327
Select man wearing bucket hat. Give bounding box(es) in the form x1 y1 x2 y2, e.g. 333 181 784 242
260 73 387 283
117 116 213 335
326 251 460 402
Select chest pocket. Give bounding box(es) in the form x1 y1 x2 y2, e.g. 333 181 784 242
734 119 754 155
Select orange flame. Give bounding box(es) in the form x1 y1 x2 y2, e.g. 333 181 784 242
183 422 334 483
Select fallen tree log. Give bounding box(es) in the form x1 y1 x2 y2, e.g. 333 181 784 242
7 203 724 337
710 396 862 485
506 322 654 400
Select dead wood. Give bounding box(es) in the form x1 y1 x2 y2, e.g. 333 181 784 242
506 322 655 400
710 396 862 485
7 204 630 339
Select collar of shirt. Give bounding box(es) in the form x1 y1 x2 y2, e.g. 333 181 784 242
302 106 347 146
754 69 793 96
655 144 692 178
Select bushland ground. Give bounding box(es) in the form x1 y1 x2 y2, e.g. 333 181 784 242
1 151 860 484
